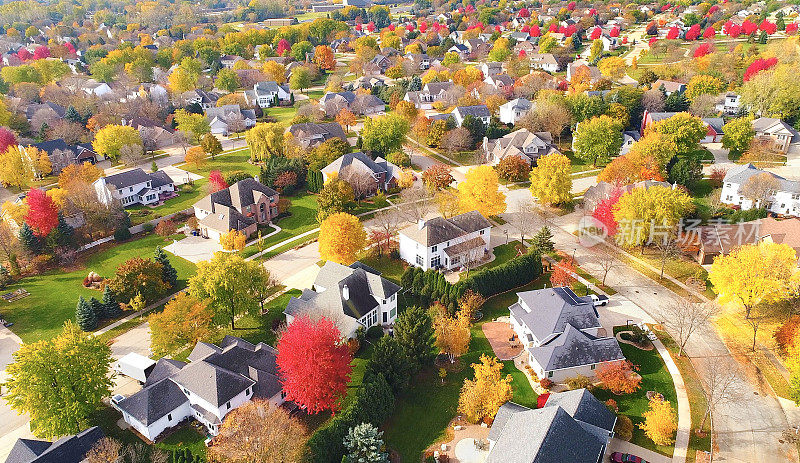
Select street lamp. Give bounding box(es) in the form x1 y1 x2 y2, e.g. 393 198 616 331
504 229 509 245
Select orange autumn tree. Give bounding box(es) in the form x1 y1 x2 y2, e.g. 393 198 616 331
185 145 206 169
318 212 366 265
313 45 336 71
148 293 214 356
595 360 642 394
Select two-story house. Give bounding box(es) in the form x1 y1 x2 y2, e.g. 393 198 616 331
206 104 257 136
403 81 454 110
25 139 98 174
715 92 741 116
193 178 279 242
244 81 292 108
286 122 348 149
509 287 624 382
115 336 284 442
405 53 431 70
499 98 533 125
752 117 797 153
719 163 800 216
528 53 560 73
93 168 175 208
398 211 492 271
452 105 491 127
484 128 560 165
284 261 401 336
321 152 401 196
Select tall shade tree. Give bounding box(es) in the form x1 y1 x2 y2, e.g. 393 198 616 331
685 74 726 102
215 68 240 93
201 133 223 160
457 165 506 217
245 123 288 161
24 188 59 237
108 257 169 304
529 152 572 206
647 112 706 157
572 115 624 166
208 400 308 463
276 315 352 414
148 293 214 356
289 67 311 93
721 117 755 155
360 114 408 156
174 110 211 144
313 45 336 71
434 312 471 363
5 321 113 438
393 306 436 373
709 241 797 320
92 125 142 161
189 252 271 329
640 398 678 446
0 146 35 189
612 186 694 247
318 212 366 265
458 355 513 423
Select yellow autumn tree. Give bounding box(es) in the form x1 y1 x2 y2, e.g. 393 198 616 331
35 150 52 178
434 312 471 363
529 152 572 206
46 188 69 209
220 229 247 251
262 61 287 84
458 354 513 424
318 212 366 265
0 146 35 189
709 241 798 320
612 186 694 247
149 292 214 356
92 125 142 161
185 146 206 169
640 398 677 446
457 165 506 217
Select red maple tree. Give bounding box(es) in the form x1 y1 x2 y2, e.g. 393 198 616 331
592 189 622 236
0 127 17 154
596 360 642 395
32 45 50 60
276 315 352 414
209 170 228 193
24 188 59 237
276 39 290 57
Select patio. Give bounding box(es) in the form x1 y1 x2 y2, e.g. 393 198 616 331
482 320 523 361
427 418 491 463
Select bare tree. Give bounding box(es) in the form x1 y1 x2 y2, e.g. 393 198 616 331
373 207 401 253
642 89 665 112
123 442 168 463
435 190 461 219
595 251 616 287
661 299 718 356
341 168 377 201
740 172 780 207
138 126 159 156
85 437 122 463
173 130 190 156
226 113 246 138
689 94 721 118
509 200 539 245
441 127 472 155
698 358 743 461
654 228 680 279
462 246 485 278
119 144 145 167
397 186 432 223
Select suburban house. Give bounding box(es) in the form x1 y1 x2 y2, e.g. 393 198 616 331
286 122 348 149
349 76 386 91
652 79 686 95
193 178 279 242
484 128 559 166
24 102 65 124
499 98 533 125
183 89 219 110
719 163 800 216
678 217 800 264
115 336 285 441
284 261 401 336
528 53 560 73
619 130 641 156
6 427 104 463
368 54 391 74
321 151 401 195
448 43 470 59
480 62 503 77
583 180 671 213
509 287 625 382
94 168 175 208
566 60 602 83
487 389 616 463
244 81 292 108
206 105 257 136
752 117 796 153
405 53 431 70
716 92 741 116
641 111 724 143
483 74 515 91
398 211 492 271
452 105 491 127
319 91 385 117
403 81 454 110
24 139 98 174
600 34 620 51
123 117 176 148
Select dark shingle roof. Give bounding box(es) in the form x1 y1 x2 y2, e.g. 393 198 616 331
528 323 625 370
543 389 616 432
116 379 187 425
399 210 491 247
172 361 255 408
5 427 104 463
509 287 600 342
102 168 154 190
145 358 187 387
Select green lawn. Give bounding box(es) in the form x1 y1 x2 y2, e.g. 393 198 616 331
184 149 260 177
593 327 678 457
243 192 319 258
127 180 209 225
265 106 298 125
359 255 406 284
384 277 546 460
459 241 526 280
3 233 196 343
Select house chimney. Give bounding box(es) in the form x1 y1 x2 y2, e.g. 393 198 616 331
342 285 349 301
417 218 426 230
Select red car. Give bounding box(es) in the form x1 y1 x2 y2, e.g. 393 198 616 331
610 452 649 463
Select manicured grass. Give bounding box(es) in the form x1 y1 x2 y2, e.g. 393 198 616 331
265 106 298 125
634 250 715 299
155 426 208 457
184 148 260 177
244 192 319 258
384 277 547 460
3 233 196 343
594 327 678 457
359 255 406 284
127 180 209 225
459 241 526 280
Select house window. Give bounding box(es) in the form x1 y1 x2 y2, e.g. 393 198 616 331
227 402 231 410
416 255 424 266
480 230 485 235
431 245 437 252
391 294 395 301
793 194 800 200
547 371 553 378
168 414 172 421
431 256 441 268
390 307 396 318
590 364 596 370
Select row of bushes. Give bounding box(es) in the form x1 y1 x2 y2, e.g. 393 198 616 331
168 448 203 463
400 248 544 313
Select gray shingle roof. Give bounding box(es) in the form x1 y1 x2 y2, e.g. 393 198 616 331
723 163 800 193
543 388 616 432
5 427 104 463
103 168 155 190
172 361 256 408
454 104 491 118
509 287 601 343
116 378 188 425
399 211 491 247
528 323 625 370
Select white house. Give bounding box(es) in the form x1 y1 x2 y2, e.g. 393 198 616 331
752 117 797 153
509 287 624 382
284 261 401 336
206 104 257 136
93 168 175 208
720 163 800 216
528 53 559 73
398 211 492 271
452 105 491 127
403 81 454 110
244 81 292 108
115 336 284 441
499 98 533 125
619 130 641 156
715 92 741 116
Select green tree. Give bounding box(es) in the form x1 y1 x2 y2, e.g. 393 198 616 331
365 336 413 394
685 74 726 102
649 112 707 157
668 157 703 188
393 306 436 373
722 117 755 155
173 109 211 144
75 296 97 331
289 67 312 93
360 114 409 156
613 186 695 247
201 133 223 160
530 226 554 253
215 68 240 93
188 253 270 329
573 115 624 166
101 285 121 318
92 125 142 161
245 123 288 161
290 41 314 61
5 321 113 438
344 423 389 463
316 176 355 222
154 246 178 288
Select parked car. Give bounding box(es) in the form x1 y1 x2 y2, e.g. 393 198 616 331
610 452 649 463
590 294 609 306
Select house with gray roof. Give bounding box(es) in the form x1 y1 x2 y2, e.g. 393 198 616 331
23 139 97 174
487 389 615 463
720 163 800 217
528 53 559 73
452 105 491 127
93 168 175 208
752 117 797 153
398 211 492 271
193 178 279 242
499 98 533 125
321 152 401 196
115 336 283 442
403 81 454 110
244 81 292 108
285 261 401 336
5 427 104 463
509 287 624 382
205 104 256 136
484 128 559 166
286 122 347 149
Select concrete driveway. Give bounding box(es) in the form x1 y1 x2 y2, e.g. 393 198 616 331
160 166 203 186
164 235 221 264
